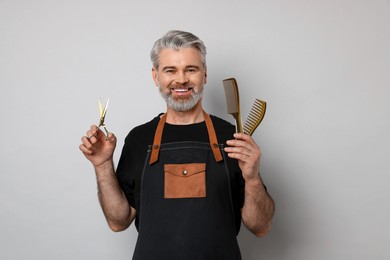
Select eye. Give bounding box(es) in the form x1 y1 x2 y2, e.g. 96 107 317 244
186 68 198 73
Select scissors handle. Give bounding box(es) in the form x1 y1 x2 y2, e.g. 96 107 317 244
102 126 109 140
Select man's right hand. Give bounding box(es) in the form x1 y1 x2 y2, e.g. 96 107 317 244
79 126 135 231
79 125 117 167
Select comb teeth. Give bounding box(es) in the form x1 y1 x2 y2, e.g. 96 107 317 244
244 99 267 136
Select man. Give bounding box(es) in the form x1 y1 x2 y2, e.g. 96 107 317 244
79 30 275 260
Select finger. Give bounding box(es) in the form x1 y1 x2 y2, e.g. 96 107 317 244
233 132 251 141
86 130 99 144
90 124 99 132
87 125 99 138
225 140 262 161
107 132 116 143
234 133 259 146
79 143 93 155
85 130 93 139
81 135 93 149
88 126 107 143
226 139 245 147
226 139 254 151
226 151 252 163
81 135 90 144
224 145 251 156
231 133 260 148
228 144 261 156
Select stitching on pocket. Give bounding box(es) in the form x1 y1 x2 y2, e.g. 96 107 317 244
164 163 206 199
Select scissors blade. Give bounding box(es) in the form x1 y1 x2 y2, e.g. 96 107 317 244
98 98 109 127
103 98 109 117
99 98 104 117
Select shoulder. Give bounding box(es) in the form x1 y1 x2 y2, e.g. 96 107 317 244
209 114 235 142
210 114 235 129
124 114 162 144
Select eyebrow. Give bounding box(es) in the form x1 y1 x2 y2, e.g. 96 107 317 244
161 65 201 71
185 65 201 70
161 66 176 71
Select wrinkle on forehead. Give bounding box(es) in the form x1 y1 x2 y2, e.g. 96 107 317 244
158 48 205 71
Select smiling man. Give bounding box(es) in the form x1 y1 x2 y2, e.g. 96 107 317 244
154 47 205 115
79 30 275 260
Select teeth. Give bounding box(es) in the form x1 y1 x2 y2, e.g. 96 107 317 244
173 89 189 92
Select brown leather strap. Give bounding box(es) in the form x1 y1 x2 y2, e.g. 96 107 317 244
149 113 167 165
148 111 223 165
203 111 223 162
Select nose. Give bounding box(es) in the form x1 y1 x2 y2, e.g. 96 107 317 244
175 72 189 85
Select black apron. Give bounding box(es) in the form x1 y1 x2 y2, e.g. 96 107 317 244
133 112 242 260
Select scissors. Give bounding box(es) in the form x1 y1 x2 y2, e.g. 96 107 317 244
98 98 109 139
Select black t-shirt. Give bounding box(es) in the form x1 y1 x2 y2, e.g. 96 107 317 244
116 113 245 234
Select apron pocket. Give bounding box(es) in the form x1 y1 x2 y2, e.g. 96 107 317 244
164 163 206 199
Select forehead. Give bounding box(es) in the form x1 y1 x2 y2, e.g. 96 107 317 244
158 48 203 68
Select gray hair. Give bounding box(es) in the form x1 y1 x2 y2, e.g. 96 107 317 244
150 30 207 69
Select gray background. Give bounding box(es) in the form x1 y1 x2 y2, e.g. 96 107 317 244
1 0 389 259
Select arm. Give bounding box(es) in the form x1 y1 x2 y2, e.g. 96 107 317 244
79 125 136 232
240 175 275 237
224 133 275 237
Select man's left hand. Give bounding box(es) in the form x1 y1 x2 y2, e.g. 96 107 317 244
224 133 261 182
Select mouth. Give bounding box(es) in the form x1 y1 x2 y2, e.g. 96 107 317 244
171 87 193 95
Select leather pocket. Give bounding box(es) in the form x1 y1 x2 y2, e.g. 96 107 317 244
164 163 206 199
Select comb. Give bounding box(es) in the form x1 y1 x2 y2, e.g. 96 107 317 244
222 78 243 133
222 78 267 136
243 99 267 136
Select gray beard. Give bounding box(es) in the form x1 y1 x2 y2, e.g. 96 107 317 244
159 87 203 112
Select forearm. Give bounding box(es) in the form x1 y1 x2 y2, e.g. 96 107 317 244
241 175 275 237
95 160 134 232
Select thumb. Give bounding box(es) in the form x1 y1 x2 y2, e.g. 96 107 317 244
106 132 117 143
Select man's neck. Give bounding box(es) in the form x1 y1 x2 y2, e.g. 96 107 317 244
165 104 204 125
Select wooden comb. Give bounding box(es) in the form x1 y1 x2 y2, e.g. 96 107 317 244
244 99 267 136
222 78 244 133
222 78 267 136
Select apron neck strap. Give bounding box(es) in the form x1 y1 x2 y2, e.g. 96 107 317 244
149 111 223 165
203 111 223 162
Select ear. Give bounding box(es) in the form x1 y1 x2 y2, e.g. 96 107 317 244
203 69 207 84
152 67 159 86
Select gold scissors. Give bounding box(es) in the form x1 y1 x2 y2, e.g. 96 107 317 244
98 98 109 139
